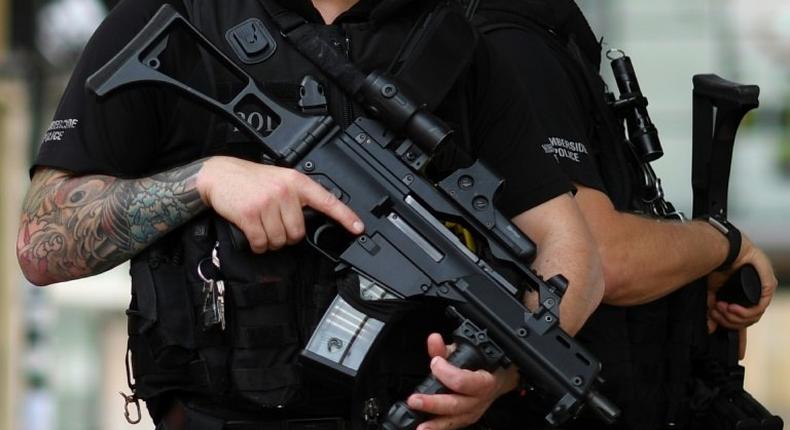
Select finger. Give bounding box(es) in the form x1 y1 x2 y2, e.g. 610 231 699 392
747 251 779 303
739 328 747 360
416 413 475 430
751 255 778 295
430 357 495 395
717 302 759 325
279 192 306 245
710 308 751 330
299 179 364 235
408 393 472 416
260 205 287 251
243 217 269 254
724 302 765 321
427 333 449 359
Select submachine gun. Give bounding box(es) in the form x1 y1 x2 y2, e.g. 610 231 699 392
87 5 620 429
605 49 782 429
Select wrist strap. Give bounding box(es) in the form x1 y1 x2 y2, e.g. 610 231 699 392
703 215 742 272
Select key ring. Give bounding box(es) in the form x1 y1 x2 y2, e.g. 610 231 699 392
197 257 213 283
197 241 222 283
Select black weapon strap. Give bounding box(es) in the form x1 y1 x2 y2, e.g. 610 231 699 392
258 0 478 113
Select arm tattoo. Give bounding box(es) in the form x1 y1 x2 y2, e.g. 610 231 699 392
17 160 206 283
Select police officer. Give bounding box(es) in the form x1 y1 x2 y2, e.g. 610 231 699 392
17 0 605 429
472 1 778 429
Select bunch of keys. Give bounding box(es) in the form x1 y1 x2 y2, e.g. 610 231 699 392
198 241 226 330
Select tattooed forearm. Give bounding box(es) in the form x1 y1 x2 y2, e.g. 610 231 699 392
17 160 207 285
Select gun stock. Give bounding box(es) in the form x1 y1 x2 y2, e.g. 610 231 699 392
692 74 782 430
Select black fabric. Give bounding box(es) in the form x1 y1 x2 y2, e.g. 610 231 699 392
474 1 696 430
483 26 607 195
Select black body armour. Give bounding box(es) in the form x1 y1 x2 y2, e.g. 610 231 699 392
474 2 699 429
126 0 476 423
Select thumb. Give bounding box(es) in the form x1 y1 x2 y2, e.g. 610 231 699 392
426 333 449 359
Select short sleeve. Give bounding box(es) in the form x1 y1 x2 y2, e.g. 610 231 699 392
33 0 191 178
483 27 608 194
466 37 575 218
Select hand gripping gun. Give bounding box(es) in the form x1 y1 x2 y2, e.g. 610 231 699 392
605 49 781 429
86 5 619 428
691 75 783 430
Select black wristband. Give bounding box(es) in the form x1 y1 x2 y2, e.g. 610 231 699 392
703 215 742 272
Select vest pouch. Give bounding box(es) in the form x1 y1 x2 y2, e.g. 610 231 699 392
130 258 197 366
212 219 305 409
128 255 205 400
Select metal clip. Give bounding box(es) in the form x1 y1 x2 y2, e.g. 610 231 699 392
119 391 141 425
198 242 226 330
363 397 381 427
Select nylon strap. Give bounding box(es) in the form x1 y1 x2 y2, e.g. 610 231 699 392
234 324 299 348
258 1 366 96
259 1 477 113
232 365 301 391
383 1 478 111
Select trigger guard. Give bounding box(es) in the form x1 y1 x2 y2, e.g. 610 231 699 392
306 221 346 263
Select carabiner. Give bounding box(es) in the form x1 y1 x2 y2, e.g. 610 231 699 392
119 391 142 425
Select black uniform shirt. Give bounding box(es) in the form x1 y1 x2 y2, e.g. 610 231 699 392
484 27 608 195
34 0 572 218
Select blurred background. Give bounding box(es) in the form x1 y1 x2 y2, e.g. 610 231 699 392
0 0 787 429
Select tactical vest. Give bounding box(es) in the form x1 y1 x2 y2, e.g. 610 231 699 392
472 2 697 429
125 0 479 423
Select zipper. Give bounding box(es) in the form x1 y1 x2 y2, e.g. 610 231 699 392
342 29 355 127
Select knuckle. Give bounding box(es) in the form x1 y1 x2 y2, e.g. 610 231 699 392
321 192 338 209
250 236 268 252
241 205 259 221
257 193 273 208
269 182 288 199
447 374 464 391
285 168 306 183
449 396 461 412
269 233 287 249
479 370 495 387
268 239 285 251
289 226 306 242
